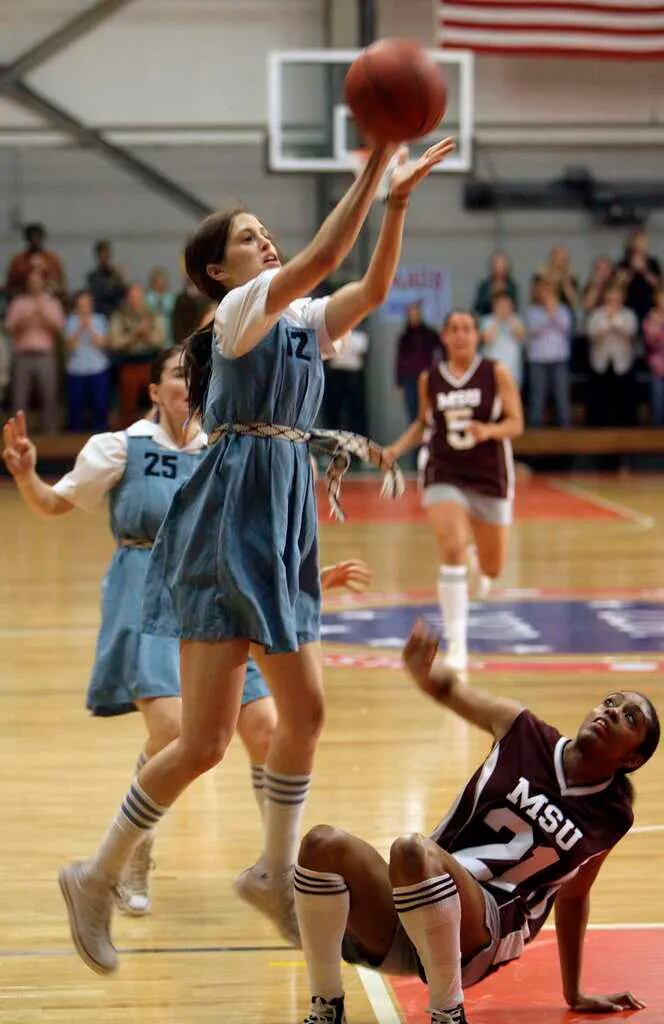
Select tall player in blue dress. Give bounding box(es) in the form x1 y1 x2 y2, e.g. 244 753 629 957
56 136 457 974
386 311 524 671
1 349 273 911
294 620 659 1024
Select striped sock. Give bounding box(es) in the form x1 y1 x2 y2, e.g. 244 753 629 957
261 768 311 874
438 565 468 657
394 873 463 1012
294 865 349 1000
251 764 265 820
89 780 168 885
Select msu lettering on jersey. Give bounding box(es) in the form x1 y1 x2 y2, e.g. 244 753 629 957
431 711 633 974
422 357 513 499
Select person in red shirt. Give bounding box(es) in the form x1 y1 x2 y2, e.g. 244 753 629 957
5 269 65 432
5 223 66 301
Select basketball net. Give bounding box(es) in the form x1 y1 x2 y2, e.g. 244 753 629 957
348 147 401 202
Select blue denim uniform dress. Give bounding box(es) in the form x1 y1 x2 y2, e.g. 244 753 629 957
142 306 325 654
88 431 269 714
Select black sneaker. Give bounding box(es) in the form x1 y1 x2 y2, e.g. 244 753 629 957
431 1006 468 1024
302 995 347 1023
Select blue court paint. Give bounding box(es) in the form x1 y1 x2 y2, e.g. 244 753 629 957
321 600 664 655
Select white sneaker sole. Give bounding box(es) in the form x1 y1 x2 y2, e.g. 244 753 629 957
233 871 300 946
58 867 117 975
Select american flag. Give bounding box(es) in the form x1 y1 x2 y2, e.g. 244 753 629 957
437 1 664 59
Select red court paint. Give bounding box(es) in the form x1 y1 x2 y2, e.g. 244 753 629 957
323 652 664 674
389 927 663 1023
317 479 624 523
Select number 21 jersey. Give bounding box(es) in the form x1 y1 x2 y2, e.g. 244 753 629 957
431 710 633 972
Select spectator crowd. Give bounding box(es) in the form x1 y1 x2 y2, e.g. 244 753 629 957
395 228 664 429
0 224 213 433
1 221 663 436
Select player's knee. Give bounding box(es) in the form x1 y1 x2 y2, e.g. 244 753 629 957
389 833 434 883
180 731 232 776
155 711 181 749
298 824 347 871
440 540 466 565
284 696 325 742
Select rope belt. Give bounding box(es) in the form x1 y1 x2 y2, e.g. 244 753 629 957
119 538 154 550
207 421 404 522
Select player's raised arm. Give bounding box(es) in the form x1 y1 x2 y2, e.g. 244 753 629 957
323 139 456 339
555 852 646 1014
265 146 396 317
2 412 73 518
402 619 523 739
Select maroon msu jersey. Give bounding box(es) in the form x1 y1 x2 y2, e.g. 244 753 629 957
421 357 513 499
432 710 633 974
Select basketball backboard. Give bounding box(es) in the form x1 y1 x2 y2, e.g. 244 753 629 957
267 49 473 174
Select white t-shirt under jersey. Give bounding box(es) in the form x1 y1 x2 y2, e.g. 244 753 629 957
52 419 207 513
214 268 350 360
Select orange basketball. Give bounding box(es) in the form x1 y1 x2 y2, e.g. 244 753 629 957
344 38 447 145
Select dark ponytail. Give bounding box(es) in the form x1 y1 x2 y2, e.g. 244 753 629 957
181 205 245 417
184 323 214 419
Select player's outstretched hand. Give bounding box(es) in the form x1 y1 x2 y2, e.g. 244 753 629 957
388 136 456 201
2 411 37 479
320 559 373 593
571 991 646 1013
403 619 444 697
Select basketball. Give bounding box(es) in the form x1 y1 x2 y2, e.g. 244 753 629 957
344 38 447 145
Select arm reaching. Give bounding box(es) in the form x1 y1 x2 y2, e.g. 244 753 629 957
555 854 646 1014
323 138 456 338
265 146 396 316
2 412 73 518
385 370 430 464
402 619 523 740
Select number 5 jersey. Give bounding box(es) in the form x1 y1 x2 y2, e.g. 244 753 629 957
421 356 514 499
431 709 633 972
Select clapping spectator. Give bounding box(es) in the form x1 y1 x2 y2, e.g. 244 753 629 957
86 240 127 318
145 266 176 347
644 287 664 426
525 277 573 427
5 269 64 432
472 250 519 317
109 283 166 425
480 291 526 388
6 223 66 301
616 229 662 326
395 303 443 423
582 257 614 316
64 290 111 431
586 282 638 426
543 245 579 310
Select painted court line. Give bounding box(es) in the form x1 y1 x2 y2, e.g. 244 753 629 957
552 479 655 531
357 966 403 1024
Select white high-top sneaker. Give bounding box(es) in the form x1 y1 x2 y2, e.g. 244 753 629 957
233 862 300 946
58 860 117 974
115 832 154 916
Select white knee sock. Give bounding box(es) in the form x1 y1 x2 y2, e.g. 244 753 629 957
294 865 349 1000
394 874 463 1012
438 565 468 657
251 764 265 822
89 779 168 884
261 768 311 875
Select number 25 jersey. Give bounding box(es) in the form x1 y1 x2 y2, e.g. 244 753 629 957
432 710 633 971
422 356 514 499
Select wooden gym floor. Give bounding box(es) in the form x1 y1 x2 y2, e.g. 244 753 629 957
0 473 662 1023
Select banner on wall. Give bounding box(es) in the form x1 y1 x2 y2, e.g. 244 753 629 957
379 264 452 328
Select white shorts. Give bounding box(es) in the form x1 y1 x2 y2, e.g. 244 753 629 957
342 882 504 989
422 483 513 526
